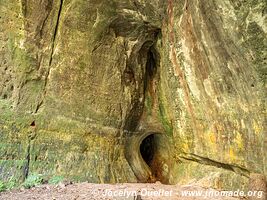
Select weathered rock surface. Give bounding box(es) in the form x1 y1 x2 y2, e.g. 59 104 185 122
0 0 266 192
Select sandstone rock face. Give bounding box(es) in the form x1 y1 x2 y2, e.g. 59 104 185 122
248 173 266 200
0 0 266 190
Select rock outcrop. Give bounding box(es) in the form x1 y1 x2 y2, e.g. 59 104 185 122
0 0 266 191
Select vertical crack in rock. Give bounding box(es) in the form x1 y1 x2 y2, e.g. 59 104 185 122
23 141 31 180
49 0 63 66
35 0 64 113
122 33 160 132
144 45 157 97
23 123 37 180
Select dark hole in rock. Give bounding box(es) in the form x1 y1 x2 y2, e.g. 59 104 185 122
126 132 172 184
139 133 172 184
144 46 157 91
140 134 155 167
123 42 159 132
30 121 35 127
146 48 157 78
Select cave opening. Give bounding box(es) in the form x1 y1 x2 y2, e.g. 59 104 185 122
126 131 172 184
140 134 155 168
139 133 170 184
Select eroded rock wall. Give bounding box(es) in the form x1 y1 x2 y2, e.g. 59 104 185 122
0 0 266 190
162 0 267 189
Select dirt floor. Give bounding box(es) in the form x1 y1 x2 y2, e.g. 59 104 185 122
0 182 245 200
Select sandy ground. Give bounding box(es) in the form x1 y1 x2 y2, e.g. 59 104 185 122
0 182 243 200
